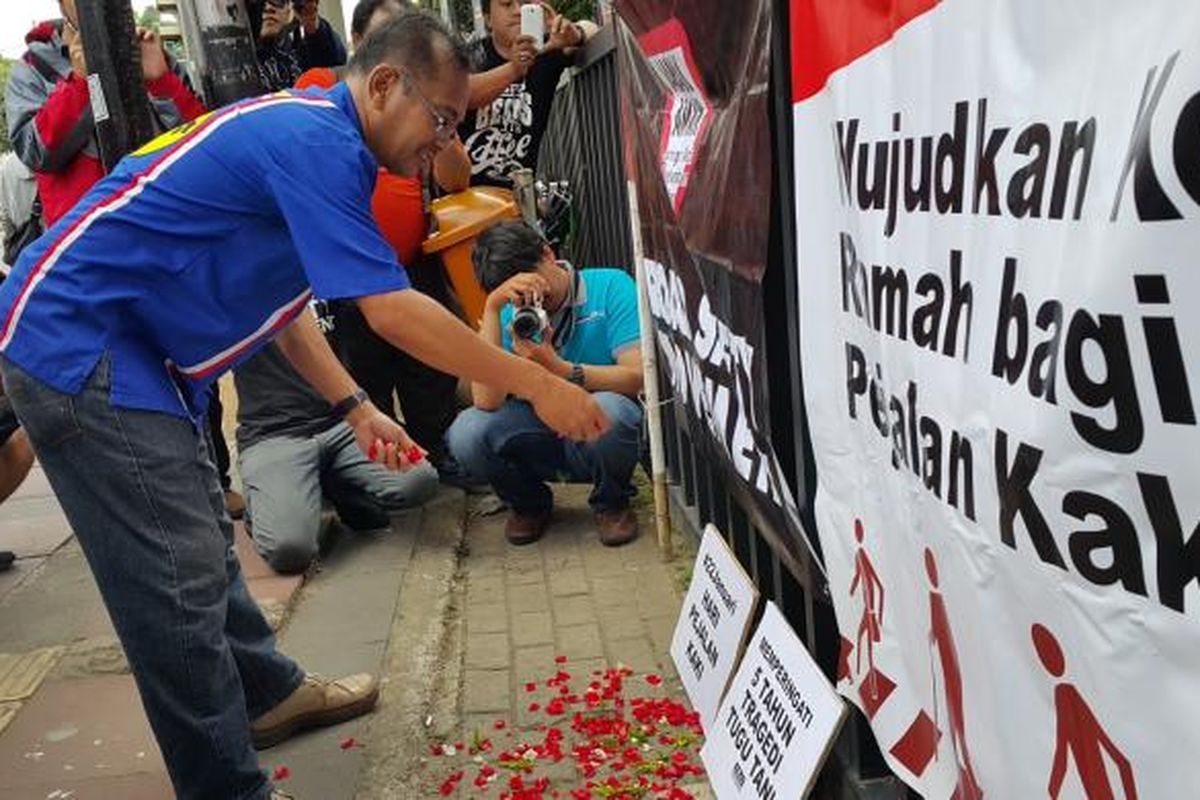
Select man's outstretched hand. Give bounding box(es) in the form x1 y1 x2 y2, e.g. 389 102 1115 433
347 402 427 471
529 375 609 442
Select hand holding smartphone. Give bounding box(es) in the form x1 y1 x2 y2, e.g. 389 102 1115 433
520 3 545 50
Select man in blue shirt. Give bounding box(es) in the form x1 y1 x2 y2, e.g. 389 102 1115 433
447 221 644 547
0 13 606 800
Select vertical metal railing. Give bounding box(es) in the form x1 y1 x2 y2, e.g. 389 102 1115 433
537 27 633 270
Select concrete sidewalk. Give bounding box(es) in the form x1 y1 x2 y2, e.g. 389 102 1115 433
0 466 709 798
0 461 307 799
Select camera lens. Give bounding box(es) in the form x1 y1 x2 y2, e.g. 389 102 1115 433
512 307 544 340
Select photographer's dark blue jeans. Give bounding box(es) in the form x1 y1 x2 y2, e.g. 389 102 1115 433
446 392 643 515
1 356 302 800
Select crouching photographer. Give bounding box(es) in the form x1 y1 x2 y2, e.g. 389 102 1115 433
447 221 644 547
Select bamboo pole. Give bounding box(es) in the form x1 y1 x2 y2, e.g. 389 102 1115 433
627 181 673 559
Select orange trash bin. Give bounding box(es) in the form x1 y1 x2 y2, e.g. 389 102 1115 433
422 187 521 329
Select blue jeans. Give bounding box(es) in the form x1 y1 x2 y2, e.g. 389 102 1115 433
446 392 643 515
240 422 438 573
1 356 301 800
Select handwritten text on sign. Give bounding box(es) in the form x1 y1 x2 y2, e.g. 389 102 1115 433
703 602 846 800
670 525 758 726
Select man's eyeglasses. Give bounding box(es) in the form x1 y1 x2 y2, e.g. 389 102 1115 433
400 71 456 142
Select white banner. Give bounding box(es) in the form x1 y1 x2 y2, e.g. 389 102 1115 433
792 1 1200 797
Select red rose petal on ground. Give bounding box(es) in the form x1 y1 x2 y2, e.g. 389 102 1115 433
494 719 507 730
272 766 290 781
339 736 358 750
430 743 445 756
528 702 541 712
555 655 568 664
526 682 538 692
645 674 663 686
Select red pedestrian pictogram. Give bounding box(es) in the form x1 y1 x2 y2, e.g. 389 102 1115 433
1032 624 1137 800
925 548 983 800
849 519 885 696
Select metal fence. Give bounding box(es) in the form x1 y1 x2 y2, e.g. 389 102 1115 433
540 14 910 798
537 27 633 271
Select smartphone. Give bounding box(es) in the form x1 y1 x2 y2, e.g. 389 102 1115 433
520 4 545 50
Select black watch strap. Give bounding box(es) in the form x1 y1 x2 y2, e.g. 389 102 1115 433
331 388 369 418
568 363 586 387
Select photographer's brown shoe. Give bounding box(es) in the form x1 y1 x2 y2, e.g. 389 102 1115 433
251 673 379 749
505 510 551 545
595 508 639 547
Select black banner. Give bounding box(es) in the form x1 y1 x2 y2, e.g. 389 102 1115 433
614 0 812 574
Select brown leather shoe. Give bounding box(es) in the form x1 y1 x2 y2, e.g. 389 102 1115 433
225 489 246 520
505 510 551 545
595 508 639 547
251 673 379 749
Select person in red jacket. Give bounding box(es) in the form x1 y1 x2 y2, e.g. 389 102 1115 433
4 0 206 226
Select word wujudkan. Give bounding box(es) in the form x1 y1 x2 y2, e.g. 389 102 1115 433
835 99 1095 236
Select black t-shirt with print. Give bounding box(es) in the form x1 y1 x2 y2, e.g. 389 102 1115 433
458 37 571 189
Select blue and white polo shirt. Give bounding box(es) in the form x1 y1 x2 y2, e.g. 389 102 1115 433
0 82 409 420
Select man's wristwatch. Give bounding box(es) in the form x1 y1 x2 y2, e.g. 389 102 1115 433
331 388 369 418
568 363 586 387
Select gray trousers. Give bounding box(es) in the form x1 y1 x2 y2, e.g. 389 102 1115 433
239 421 438 573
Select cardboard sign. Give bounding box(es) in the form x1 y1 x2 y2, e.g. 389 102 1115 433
702 602 847 800
670 525 758 726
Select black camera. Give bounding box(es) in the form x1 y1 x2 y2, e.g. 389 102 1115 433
511 303 550 341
